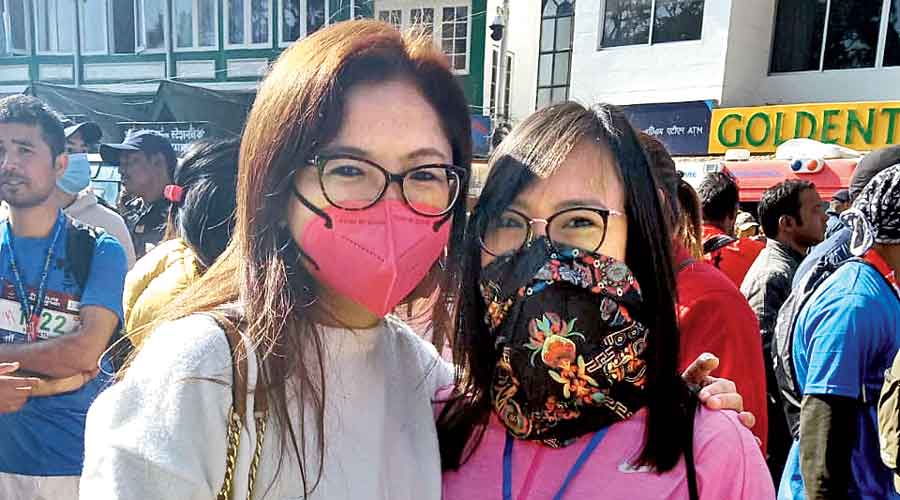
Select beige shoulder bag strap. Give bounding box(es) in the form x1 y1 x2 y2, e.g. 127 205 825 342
208 311 270 500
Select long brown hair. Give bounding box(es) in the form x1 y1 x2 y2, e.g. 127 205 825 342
152 21 471 494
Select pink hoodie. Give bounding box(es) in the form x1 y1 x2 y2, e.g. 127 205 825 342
442 407 774 499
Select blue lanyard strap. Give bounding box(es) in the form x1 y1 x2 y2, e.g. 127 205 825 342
5 213 64 342
502 427 609 500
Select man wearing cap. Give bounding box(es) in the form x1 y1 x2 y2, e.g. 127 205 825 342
48 125 137 268
63 122 102 155
824 189 851 239
100 130 174 260
736 211 762 239
794 145 900 287
780 165 900 499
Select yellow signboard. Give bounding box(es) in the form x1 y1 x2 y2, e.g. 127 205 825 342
708 101 900 154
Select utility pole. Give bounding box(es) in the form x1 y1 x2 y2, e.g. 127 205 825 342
490 0 509 129
73 0 82 87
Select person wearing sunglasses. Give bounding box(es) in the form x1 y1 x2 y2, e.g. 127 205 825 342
439 103 773 499
81 22 756 500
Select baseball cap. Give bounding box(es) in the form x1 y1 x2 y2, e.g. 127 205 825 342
832 189 850 203
100 130 176 171
64 122 102 144
735 211 759 232
850 145 900 200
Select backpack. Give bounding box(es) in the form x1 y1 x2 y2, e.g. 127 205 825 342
64 217 132 371
702 234 737 268
879 352 900 492
773 256 893 438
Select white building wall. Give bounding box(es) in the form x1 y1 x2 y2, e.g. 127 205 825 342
483 0 542 124
721 0 900 106
568 0 734 106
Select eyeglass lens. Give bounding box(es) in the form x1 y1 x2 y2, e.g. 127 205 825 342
318 156 461 216
481 209 609 256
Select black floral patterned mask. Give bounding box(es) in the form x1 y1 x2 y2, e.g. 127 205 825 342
480 239 649 448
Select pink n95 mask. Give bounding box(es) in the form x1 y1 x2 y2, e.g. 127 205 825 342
300 199 450 317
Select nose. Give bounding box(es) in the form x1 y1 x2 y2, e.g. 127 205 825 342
383 178 404 201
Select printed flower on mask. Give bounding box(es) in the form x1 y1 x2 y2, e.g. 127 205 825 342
524 313 585 367
549 355 601 403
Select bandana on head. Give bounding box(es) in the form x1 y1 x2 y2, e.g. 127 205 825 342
843 164 900 256
480 240 649 448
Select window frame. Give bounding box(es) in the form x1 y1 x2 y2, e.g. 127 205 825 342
225 0 273 49
537 0 575 109
378 9 403 30
768 0 898 75
78 0 110 55
173 0 219 52
1 0 30 56
598 0 706 50
278 0 330 47
34 0 77 55
135 0 169 54
439 5 471 75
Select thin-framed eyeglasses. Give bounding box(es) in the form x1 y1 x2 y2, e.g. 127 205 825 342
479 207 625 256
302 154 467 217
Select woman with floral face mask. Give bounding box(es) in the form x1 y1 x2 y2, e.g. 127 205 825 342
80 22 752 500
439 103 774 499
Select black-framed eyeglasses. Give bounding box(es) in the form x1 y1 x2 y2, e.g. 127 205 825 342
304 154 467 217
479 207 625 256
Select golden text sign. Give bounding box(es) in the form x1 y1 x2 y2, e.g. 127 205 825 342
709 101 900 154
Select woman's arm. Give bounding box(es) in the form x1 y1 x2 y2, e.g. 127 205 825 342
80 316 233 500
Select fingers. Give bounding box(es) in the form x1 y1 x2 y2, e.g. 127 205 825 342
0 384 32 414
739 411 757 430
0 362 19 376
698 377 737 401
682 353 719 385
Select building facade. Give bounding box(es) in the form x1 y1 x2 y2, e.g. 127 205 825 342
491 0 900 155
0 0 486 110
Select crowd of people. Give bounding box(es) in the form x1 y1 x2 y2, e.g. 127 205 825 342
0 19 895 500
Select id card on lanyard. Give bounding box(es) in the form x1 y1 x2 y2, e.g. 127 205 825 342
2 213 64 342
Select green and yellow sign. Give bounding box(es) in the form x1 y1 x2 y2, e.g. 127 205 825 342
709 101 900 153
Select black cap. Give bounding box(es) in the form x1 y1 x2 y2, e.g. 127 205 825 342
100 130 176 170
850 145 900 200
64 122 102 144
832 189 850 203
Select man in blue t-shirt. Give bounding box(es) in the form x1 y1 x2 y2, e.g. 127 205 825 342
779 165 900 499
0 96 127 499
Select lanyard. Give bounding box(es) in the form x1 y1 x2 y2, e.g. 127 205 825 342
502 428 609 500
863 249 900 298
4 213 64 342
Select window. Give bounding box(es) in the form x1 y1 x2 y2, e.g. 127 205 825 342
378 10 402 31
111 0 136 53
0 0 28 56
174 0 217 50
490 50 498 117
227 0 271 47
80 0 109 54
35 0 76 53
411 8 435 37
441 6 469 72
280 0 328 44
601 0 704 48
771 0 899 73
504 53 512 118
537 0 574 109
137 0 167 51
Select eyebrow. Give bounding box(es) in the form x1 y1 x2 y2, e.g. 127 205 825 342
11 139 36 149
319 145 450 163
553 198 613 212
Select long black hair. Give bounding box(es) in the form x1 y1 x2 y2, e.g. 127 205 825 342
165 139 239 268
437 102 695 471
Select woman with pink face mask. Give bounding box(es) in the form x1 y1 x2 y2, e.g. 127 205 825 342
80 22 752 500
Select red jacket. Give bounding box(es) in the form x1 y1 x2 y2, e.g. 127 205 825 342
702 224 765 289
675 244 769 452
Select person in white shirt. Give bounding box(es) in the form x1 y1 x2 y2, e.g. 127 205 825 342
80 20 753 500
